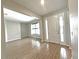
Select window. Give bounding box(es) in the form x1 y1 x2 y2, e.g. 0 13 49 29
45 19 48 40
59 16 64 42
31 22 40 35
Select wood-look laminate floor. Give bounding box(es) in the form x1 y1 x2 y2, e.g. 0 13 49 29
6 38 71 59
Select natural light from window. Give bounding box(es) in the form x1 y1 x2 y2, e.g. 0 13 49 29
31 23 40 35
45 19 48 40
60 48 67 59
32 40 40 48
59 16 64 42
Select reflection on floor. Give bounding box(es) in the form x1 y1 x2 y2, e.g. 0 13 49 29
6 38 71 59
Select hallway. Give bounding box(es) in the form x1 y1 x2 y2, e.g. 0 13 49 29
6 38 71 59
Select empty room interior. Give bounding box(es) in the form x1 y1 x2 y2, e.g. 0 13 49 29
2 0 78 59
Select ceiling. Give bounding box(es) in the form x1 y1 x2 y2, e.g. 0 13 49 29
13 0 67 16
4 8 38 22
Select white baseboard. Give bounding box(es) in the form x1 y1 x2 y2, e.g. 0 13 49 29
6 37 21 42
43 40 71 47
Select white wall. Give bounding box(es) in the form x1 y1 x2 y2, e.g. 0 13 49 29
21 23 28 38
1 4 6 59
39 17 45 42
68 0 78 58
63 12 71 45
5 20 21 42
4 19 40 42
21 23 31 38
5 20 32 42
46 15 60 43
43 11 71 46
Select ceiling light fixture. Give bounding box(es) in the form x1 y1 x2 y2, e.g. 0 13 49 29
41 0 44 6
